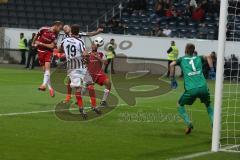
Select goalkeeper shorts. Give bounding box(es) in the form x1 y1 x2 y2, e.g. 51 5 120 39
178 86 211 106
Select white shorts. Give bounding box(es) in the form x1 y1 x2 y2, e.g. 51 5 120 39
68 69 93 88
83 70 93 85
68 69 85 88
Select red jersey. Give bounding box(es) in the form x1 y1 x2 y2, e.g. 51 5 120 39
88 51 105 76
37 27 58 53
87 51 108 85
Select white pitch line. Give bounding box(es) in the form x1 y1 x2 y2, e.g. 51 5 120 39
168 151 213 160
0 108 77 117
0 105 124 117
0 103 212 117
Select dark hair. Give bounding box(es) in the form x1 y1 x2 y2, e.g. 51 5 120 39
52 21 63 26
20 33 24 36
185 43 195 55
71 24 80 35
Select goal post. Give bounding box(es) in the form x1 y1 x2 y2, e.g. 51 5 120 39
212 0 240 152
211 0 228 152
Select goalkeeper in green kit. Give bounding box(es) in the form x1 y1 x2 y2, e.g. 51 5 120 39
170 43 216 134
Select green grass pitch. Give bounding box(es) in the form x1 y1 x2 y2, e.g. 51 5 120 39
0 66 239 160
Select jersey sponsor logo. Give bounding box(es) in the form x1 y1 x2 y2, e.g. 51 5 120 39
188 70 201 76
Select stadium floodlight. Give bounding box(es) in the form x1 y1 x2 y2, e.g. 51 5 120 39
212 0 240 152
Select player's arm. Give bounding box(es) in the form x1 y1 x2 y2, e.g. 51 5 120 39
57 42 64 53
82 50 89 56
55 43 66 62
32 27 44 47
203 55 214 68
94 54 107 64
86 28 103 37
203 55 216 79
35 41 56 49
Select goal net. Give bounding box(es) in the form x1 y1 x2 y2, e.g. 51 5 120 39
212 0 240 152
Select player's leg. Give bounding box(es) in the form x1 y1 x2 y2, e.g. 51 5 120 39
38 52 47 91
64 78 72 103
98 75 111 106
83 71 101 114
45 53 54 97
178 90 196 134
45 61 55 97
70 71 87 119
87 84 96 108
75 87 87 119
38 52 54 97
199 87 214 127
87 84 101 114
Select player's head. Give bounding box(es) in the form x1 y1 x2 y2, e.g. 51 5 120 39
185 43 195 56
63 25 71 34
92 43 98 52
20 33 24 38
171 41 175 46
110 39 115 44
71 24 80 36
211 51 217 61
51 21 64 33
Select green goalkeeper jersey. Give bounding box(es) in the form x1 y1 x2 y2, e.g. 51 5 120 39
176 55 207 91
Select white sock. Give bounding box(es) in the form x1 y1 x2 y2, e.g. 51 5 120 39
102 89 110 102
43 70 50 86
47 79 52 90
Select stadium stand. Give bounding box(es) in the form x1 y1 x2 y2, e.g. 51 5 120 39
104 0 221 40
1 0 238 41
0 0 119 30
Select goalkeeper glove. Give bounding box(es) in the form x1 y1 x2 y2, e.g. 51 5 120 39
170 76 178 89
209 67 216 80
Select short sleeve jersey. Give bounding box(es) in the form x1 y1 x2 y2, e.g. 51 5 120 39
176 55 207 90
37 27 58 52
61 37 86 70
87 51 106 76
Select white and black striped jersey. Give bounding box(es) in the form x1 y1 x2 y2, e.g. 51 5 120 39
61 37 86 70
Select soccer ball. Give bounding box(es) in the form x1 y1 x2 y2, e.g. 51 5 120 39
94 37 104 47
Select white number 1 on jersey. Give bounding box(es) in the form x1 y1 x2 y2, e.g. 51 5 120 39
189 59 197 72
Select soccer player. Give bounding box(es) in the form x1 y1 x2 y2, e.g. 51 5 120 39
87 43 111 107
63 25 103 103
32 21 63 97
63 24 103 39
59 24 100 119
170 43 215 134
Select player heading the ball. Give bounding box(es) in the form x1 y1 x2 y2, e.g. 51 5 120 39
32 21 64 97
